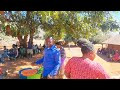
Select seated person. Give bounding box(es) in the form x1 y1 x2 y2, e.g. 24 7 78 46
8 44 18 60
35 44 39 54
0 54 4 64
38 44 42 52
3 46 9 60
33 45 38 55
112 50 120 61
19 45 26 58
97 48 101 54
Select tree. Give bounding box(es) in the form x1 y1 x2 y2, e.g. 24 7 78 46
89 30 111 44
100 20 120 33
42 11 111 42
0 11 113 47
0 11 42 48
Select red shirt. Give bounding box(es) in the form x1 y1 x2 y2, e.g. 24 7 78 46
65 57 110 79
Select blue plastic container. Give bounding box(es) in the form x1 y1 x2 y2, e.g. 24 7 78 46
19 68 32 79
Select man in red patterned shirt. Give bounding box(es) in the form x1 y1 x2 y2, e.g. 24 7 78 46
65 38 110 79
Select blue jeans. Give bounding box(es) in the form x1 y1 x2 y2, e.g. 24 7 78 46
8 53 16 58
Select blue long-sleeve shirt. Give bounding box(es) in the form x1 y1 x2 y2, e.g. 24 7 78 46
35 45 61 77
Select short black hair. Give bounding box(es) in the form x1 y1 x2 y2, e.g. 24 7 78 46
55 42 61 46
77 38 94 54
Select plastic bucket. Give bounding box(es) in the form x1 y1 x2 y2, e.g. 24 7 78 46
19 68 32 79
27 67 43 79
27 73 41 79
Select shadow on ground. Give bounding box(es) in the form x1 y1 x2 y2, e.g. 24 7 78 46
0 54 43 79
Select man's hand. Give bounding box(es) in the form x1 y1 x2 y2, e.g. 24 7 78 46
47 75 52 79
31 62 36 66
39 64 43 68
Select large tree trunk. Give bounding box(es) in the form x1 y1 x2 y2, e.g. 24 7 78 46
30 27 35 45
17 34 28 48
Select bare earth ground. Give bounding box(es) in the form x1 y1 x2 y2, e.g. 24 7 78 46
0 44 120 79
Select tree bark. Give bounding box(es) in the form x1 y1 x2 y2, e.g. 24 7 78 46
17 34 28 48
30 27 35 45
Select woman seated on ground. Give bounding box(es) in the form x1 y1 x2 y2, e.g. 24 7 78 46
8 44 18 60
64 38 110 79
112 50 120 61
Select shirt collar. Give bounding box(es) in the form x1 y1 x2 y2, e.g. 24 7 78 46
46 45 56 50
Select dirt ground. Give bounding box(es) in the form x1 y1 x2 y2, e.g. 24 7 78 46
1 44 120 79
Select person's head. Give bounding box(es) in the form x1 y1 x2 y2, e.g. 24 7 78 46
98 48 100 50
45 36 54 48
12 44 15 48
77 38 95 61
55 42 62 48
14 45 17 49
3 46 6 49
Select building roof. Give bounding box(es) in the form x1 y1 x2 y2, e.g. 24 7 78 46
102 34 120 45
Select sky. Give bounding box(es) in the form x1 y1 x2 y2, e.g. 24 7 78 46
109 11 120 35
110 11 120 22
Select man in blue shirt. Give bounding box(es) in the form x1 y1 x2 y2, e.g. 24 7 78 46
32 37 61 79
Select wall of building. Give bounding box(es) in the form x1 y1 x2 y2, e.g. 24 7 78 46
108 44 120 50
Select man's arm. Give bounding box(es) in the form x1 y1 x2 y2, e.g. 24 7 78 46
35 56 44 65
49 51 61 76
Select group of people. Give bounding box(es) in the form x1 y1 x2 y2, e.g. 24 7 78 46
0 39 44 63
31 37 110 79
0 36 111 79
97 48 120 61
